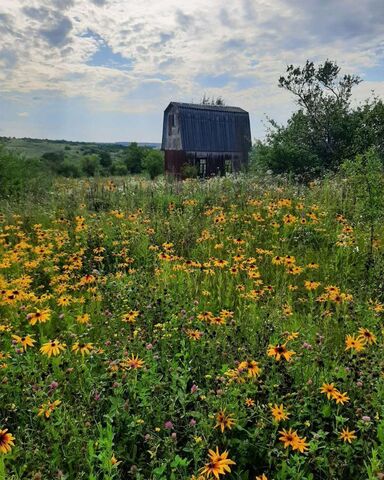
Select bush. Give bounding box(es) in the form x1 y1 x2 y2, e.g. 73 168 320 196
142 150 164 179
0 145 52 198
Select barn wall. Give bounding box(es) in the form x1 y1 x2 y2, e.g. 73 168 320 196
164 150 187 178
162 105 182 150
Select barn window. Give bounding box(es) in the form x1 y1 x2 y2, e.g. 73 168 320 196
199 158 207 177
225 159 233 173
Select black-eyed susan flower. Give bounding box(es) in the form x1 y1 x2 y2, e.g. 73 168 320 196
27 308 51 325
214 410 235 433
72 342 93 356
38 399 61 418
123 354 145 370
40 339 66 357
12 334 35 351
199 447 235 479
0 429 15 454
320 383 337 399
358 328 376 345
267 344 295 362
345 335 365 352
339 427 356 443
270 404 289 422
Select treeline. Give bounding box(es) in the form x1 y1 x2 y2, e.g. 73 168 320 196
251 60 384 178
41 142 164 179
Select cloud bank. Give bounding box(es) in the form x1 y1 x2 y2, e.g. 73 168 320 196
0 0 383 141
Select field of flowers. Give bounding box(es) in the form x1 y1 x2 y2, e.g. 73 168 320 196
0 173 384 480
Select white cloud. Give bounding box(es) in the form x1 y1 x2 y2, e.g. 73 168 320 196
0 0 383 140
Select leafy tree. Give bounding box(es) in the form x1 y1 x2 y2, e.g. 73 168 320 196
125 142 146 174
81 154 100 177
99 150 112 169
111 160 128 176
41 151 65 173
142 150 164 179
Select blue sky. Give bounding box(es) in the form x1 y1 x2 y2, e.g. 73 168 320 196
0 0 384 142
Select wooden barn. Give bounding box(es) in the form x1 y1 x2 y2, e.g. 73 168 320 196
161 102 251 178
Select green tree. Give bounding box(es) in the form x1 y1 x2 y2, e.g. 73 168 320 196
142 150 164 179
124 142 146 174
81 154 100 176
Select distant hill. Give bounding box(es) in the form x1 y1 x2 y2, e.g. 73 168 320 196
0 137 161 159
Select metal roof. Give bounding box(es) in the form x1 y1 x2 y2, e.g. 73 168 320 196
168 102 248 114
162 102 251 152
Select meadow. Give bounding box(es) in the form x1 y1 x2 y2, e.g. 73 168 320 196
0 172 384 480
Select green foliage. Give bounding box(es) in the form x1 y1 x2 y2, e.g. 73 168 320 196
81 154 101 177
142 150 164 179
125 142 147 174
0 144 52 199
255 60 384 177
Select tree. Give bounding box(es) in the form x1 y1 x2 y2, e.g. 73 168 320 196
142 150 164 179
124 142 146 174
81 154 100 176
278 60 361 169
200 95 226 106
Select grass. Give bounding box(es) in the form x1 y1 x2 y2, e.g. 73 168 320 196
0 173 383 479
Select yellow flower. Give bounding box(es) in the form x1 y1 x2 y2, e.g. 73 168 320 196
358 328 376 345
214 410 235 433
12 334 35 351
320 383 337 399
72 342 93 356
339 427 357 443
199 447 235 479
40 339 66 357
122 354 145 370
345 335 365 352
270 404 289 422
122 310 139 323
27 308 51 325
267 344 295 362
76 313 90 324
238 360 261 377
38 400 61 418
0 429 15 454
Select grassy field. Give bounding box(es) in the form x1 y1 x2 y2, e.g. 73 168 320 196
0 174 384 479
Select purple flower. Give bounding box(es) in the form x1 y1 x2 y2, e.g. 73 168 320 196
164 421 173 430
189 419 196 426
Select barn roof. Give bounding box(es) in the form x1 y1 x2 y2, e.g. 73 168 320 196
162 102 251 152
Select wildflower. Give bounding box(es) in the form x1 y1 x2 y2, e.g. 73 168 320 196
199 447 235 479
320 383 337 399
332 390 350 405
40 340 66 357
238 360 261 377
122 310 139 323
27 308 51 325
304 280 321 290
124 354 145 370
270 404 289 422
292 435 309 453
345 335 365 352
76 313 90 324
278 428 298 448
0 429 15 454
38 399 61 418
215 410 235 433
256 475 268 480
358 328 376 345
186 329 203 340
339 427 357 443
245 398 255 407
72 342 93 356
267 344 295 362
12 334 35 351
57 296 72 307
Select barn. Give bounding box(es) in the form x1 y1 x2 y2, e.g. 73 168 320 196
161 102 252 178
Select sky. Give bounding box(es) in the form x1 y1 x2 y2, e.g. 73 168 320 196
0 0 384 143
